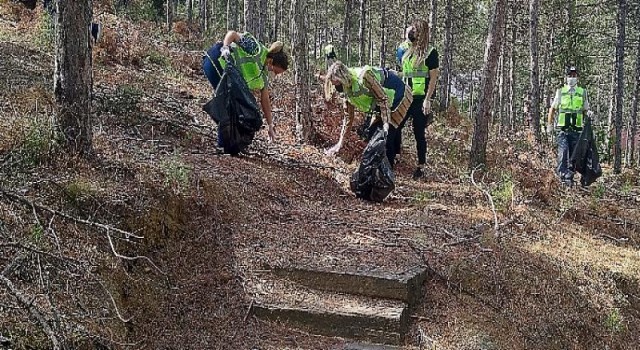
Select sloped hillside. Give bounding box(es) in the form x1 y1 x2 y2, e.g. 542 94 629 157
0 3 639 349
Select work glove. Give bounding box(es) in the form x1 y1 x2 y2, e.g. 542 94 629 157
546 124 554 134
422 99 432 115
220 45 231 59
325 142 342 156
382 123 390 136
267 124 276 142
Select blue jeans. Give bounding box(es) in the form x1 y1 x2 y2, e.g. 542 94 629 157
557 130 579 181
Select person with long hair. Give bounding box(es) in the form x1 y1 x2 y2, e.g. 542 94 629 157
324 61 413 166
400 19 440 179
203 30 289 143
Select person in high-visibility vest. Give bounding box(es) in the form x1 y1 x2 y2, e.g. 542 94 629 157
395 26 413 70
323 61 413 166
399 19 440 180
546 66 594 187
203 30 289 144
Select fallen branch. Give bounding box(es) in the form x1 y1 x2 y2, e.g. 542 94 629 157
106 230 166 275
0 189 144 240
470 165 499 232
443 235 480 247
0 275 62 350
95 279 132 323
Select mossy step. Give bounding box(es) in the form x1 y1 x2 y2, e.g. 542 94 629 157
273 265 428 309
252 301 409 345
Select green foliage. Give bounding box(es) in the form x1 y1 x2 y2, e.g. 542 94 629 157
97 84 143 122
30 224 43 243
145 50 171 67
604 308 624 333
116 0 162 22
593 182 606 200
64 180 94 204
18 115 59 167
491 171 514 211
161 154 191 193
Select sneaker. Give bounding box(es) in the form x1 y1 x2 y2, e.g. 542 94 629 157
91 23 102 43
412 167 424 180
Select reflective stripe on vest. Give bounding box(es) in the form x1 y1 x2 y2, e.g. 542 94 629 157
557 85 585 128
401 47 434 96
219 33 269 91
346 66 395 113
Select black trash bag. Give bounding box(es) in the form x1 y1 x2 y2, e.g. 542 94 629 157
203 61 263 155
356 113 373 141
350 129 395 202
570 117 602 187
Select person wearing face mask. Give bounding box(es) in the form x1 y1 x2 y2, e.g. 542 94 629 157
323 61 413 166
546 66 594 187
400 18 440 180
396 26 413 70
203 30 289 143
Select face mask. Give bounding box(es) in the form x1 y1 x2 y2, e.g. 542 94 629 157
408 32 417 43
335 84 344 93
567 77 578 87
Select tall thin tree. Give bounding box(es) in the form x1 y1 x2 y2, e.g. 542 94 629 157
54 0 94 156
469 0 507 169
291 0 312 141
439 0 453 111
631 38 640 166
529 0 541 144
613 0 626 173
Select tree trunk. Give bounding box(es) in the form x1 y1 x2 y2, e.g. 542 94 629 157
54 0 93 156
272 0 280 40
244 0 258 34
291 0 312 141
379 0 385 67
439 0 453 110
166 0 174 31
187 0 193 24
429 0 437 43
613 0 626 173
529 0 541 144
508 17 516 131
343 0 351 63
358 0 366 66
630 39 640 166
469 0 507 170
200 0 208 32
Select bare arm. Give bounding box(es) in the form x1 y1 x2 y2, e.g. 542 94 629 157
222 31 242 46
427 68 440 99
337 104 355 146
260 87 273 126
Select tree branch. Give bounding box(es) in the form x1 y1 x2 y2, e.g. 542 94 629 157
470 165 499 232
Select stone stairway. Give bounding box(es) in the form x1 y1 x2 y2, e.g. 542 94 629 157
249 265 428 346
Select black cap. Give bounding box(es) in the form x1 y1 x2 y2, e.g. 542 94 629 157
566 66 578 75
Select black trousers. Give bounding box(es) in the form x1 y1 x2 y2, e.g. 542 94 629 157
397 95 431 165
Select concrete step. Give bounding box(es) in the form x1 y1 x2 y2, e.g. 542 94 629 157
249 276 409 345
273 265 428 309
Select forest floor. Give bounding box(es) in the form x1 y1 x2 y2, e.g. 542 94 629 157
1 3 639 350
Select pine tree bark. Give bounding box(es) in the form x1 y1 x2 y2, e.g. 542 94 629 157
343 0 351 63
429 0 437 43
439 0 453 110
378 0 386 67
358 0 366 66
529 0 541 144
201 0 208 32
272 0 280 40
54 0 93 156
166 0 174 31
630 39 640 166
469 0 507 169
244 0 259 34
187 0 193 24
613 0 626 173
291 0 312 141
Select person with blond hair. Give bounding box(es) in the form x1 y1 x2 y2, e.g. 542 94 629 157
203 30 289 144
324 61 413 166
400 18 440 179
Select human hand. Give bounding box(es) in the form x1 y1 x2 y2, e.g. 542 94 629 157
586 110 594 119
546 124 554 134
220 45 231 59
268 124 276 142
422 99 431 115
325 142 342 156
382 123 389 135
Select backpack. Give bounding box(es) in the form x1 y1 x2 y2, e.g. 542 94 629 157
203 61 263 155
